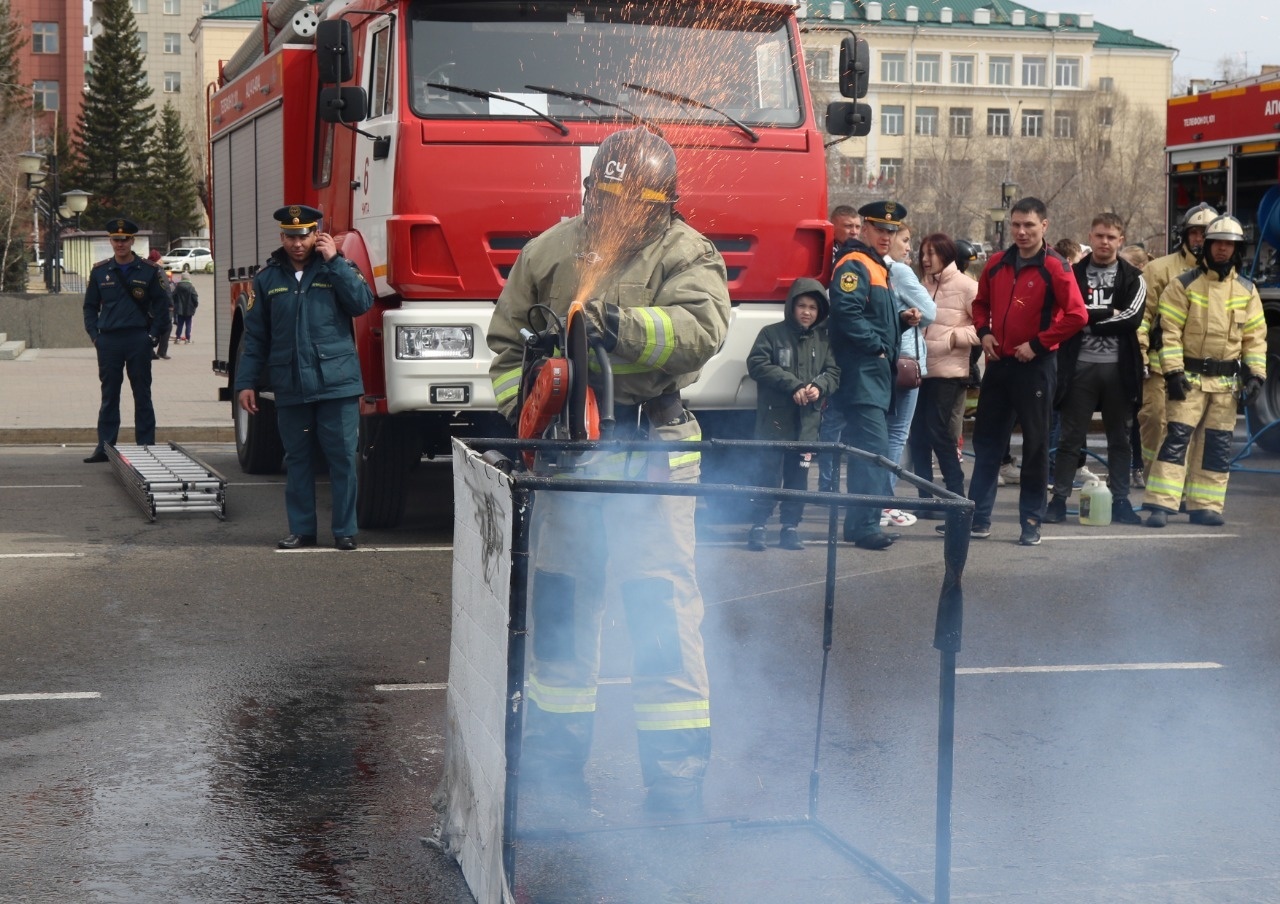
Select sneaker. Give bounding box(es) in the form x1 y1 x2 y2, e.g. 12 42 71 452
1044 496 1068 524
1073 466 1101 488
779 525 804 550
935 522 991 539
746 525 767 551
1113 497 1143 525
1189 509 1225 526
1145 509 1168 528
1130 468 1146 489
882 508 917 527
999 461 1020 486
1019 524 1042 546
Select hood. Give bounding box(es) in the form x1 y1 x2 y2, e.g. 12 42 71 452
786 277 829 327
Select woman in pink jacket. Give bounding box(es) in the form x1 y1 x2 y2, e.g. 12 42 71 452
907 234 980 507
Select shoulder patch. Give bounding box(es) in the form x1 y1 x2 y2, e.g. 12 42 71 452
1235 274 1255 293
839 271 858 293
246 292 255 311
1177 269 1200 288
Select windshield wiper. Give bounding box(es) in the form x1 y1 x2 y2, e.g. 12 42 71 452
425 82 569 136
525 84 665 137
623 81 758 143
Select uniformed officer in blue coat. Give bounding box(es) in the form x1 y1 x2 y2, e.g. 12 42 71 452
82 218 172 463
234 205 374 550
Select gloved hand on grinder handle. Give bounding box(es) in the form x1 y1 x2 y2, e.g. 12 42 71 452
1240 374 1264 407
581 298 619 352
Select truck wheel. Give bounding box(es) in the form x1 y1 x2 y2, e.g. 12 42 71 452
357 414 418 529
233 341 284 473
1245 353 1280 453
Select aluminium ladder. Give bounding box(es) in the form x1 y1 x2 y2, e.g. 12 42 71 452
106 442 227 521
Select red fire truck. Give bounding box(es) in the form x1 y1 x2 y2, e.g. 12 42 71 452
209 0 861 526
1166 71 1280 448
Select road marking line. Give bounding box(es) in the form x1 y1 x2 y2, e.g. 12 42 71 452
1043 533 1238 541
0 485 82 489
0 553 83 559
274 545 453 554
375 683 447 692
958 662 1223 675
1 692 102 701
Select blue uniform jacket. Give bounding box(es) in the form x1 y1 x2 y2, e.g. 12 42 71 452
828 239 903 411
234 249 374 407
83 256 172 342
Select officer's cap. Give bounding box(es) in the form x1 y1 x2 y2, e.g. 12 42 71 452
105 218 140 237
274 204 323 235
857 200 908 233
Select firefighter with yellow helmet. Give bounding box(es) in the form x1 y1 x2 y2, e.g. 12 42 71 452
488 128 731 814
1136 202 1218 475
1143 215 1267 526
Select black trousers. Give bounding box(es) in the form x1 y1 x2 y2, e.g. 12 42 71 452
908 376 968 497
750 448 809 527
1052 361 1133 500
970 354 1056 529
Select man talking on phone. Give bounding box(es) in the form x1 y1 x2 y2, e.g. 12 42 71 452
235 204 374 550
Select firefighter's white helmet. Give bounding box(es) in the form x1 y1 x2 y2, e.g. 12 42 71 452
1204 215 1245 243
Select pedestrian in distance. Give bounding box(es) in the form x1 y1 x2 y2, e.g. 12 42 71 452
234 204 374 551
956 197 1087 546
1143 215 1267 527
81 218 172 463
147 249 174 361
1045 213 1147 526
745 278 839 551
172 274 199 343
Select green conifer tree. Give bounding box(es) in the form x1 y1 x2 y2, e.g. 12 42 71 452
0 0 30 290
142 102 201 249
69 0 155 227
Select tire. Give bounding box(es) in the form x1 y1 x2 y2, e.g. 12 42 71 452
233 341 285 473
1245 350 1280 453
182 263 191 272
356 414 419 529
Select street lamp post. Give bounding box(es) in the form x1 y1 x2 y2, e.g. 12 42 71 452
989 180 1020 251
19 151 90 294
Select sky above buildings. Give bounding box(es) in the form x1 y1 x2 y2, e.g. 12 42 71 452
1097 2 1276 84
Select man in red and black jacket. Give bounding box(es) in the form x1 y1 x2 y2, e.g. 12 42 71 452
967 197 1087 546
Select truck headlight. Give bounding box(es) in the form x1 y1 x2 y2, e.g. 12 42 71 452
396 326 474 359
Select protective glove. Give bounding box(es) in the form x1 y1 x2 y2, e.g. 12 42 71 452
1165 370 1191 402
1239 375 1264 407
581 298 619 352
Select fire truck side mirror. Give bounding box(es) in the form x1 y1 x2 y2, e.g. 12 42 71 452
837 36 869 99
825 102 873 138
316 20 355 84
319 86 370 123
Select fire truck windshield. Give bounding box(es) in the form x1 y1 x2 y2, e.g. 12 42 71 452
408 0 802 128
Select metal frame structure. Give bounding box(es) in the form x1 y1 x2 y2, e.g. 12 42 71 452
106 442 228 521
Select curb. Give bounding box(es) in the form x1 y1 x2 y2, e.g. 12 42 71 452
0 427 235 445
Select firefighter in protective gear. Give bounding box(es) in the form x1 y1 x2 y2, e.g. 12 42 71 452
488 128 731 814
1136 202 1217 473
1143 215 1267 527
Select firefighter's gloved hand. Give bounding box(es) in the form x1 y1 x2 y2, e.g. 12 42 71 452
582 299 619 352
1165 370 1191 402
1240 375 1264 407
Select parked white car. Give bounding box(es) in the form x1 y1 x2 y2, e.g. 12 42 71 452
159 247 214 272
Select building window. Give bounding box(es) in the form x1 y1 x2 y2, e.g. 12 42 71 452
164 71 182 93
33 80 59 112
1022 56 1046 87
136 32 147 54
986 160 1005 185
950 107 973 137
989 56 1012 86
1099 106 1114 126
1097 139 1112 158
131 0 147 12
951 54 974 85
878 158 903 186
164 33 181 54
915 53 941 83
202 0 218 11
1021 109 1044 137
988 108 1011 137
915 106 938 136
807 49 831 83
912 158 933 185
1055 57 1080 88
33 23 59 54
839 157 866 185
164 0 180 14
1098 76 1115 93
882 105 904 135
881 52 906 83
1053 110 1075 138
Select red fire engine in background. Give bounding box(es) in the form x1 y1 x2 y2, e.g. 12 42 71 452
1166 71 1280 448
207 0 871 527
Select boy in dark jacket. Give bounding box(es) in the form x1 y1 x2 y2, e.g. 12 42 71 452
745 278 840 550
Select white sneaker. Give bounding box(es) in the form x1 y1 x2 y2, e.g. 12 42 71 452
882 508 918 527
1074 466 1101 487
998 461 1020 486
